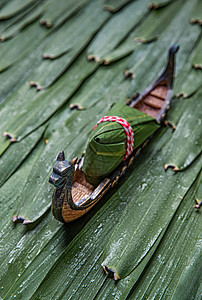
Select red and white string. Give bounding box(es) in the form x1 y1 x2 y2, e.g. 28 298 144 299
94 116 134 160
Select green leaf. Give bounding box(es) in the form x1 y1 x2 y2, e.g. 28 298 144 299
0 137 10 156
176 68 202 98
101 142 202 279
0 1 202 298
192 36 202 69
40 0 91 28
0 21 48 71
103 0 133 12
0 125 45 187
0 140 45 230
174 35 202 98
28 191 128 299
124 171 202 299
164 90 202 171
133 0 183 43
0 44 44 105
0 4 44 41
97 1 183 65
148 0 176 9
171 241 201 300
87 0 149 62
0 0 36 20
195 170 202 204
127 0 201 96
190 0 202 26
29 0 110 88
0 52 97 146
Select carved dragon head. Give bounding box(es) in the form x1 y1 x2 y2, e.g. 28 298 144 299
49 151 77 189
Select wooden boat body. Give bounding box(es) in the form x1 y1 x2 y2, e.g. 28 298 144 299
49 44 179 223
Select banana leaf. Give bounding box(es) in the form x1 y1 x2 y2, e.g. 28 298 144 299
192 36 202 69
101 151 202 280
29 0 110 88
0 52 97 150
190 0 202 25
95 0 182 65
87 0 149 62
195 170 202 207
0 0 36 20
0 0 202 299
133 0 182 43
174 33 202 98
176 68 202 98
148 0 175 9
100 169 201 299
164 89 202 171
127 0 201 96
0 125 45 187
0 4 43 41
0 21 48 71
103 0 132 12
40 0 90 28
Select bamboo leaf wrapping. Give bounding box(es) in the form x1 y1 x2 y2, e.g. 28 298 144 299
83 102 160 185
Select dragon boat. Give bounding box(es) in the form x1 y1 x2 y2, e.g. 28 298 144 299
49 44 179 223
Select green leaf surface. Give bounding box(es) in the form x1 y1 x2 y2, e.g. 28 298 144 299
0 1 201 299
28 189 129 299
133 0 182 43
40 0 91 28
192 37 202 69
0 140 45 229
107 0 184 67
126 172 202 299
0 4 44 41
164 90 202 171
0 0 36 20
28 0 110 88
0 2 37 34
103 0 133 12
190 0 202 25
0 125 45 187
0 137 10 156
174 35 202 98
87 0 149 62
195 170 202 203
42 0 110 58
0 21 48 71
0 52 97 145
0 45 43 104
170 242 201 300
101 142 202 279
127 0 201 96
98 1 183 65
176 68 202 99
148 0 175 9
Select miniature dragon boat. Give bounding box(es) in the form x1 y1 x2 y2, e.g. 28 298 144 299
49 44 179 223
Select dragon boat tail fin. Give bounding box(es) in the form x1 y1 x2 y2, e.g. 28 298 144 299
130 44 179 123
158 44 179 89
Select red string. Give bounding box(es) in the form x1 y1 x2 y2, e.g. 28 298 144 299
94 116 134 160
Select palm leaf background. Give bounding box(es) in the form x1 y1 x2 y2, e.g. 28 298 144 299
0 0 201 299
